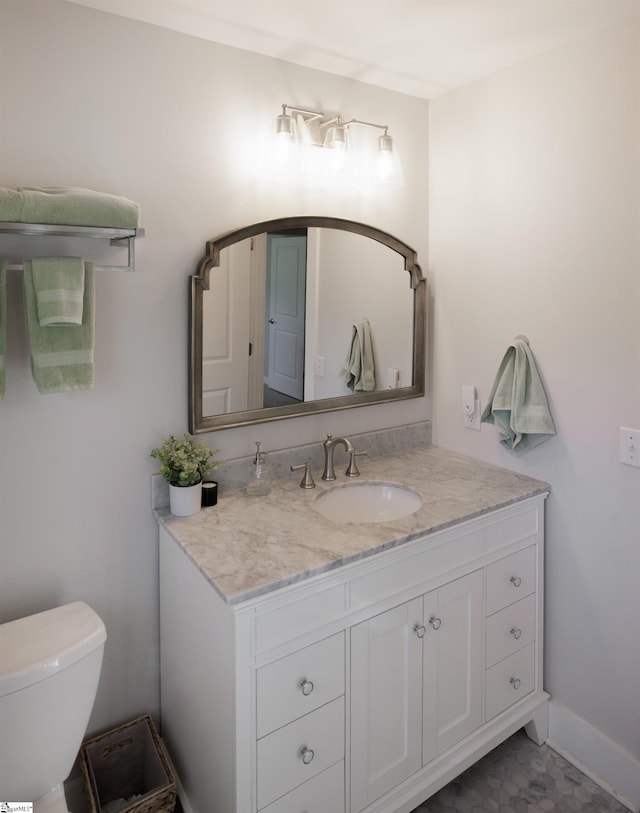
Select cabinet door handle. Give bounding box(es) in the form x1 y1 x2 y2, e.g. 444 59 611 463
429 616 442 630
414 623 426 638
299 678 314 696
510 627 522 640
299 746 315 764
510 575 522 588
509 676 522 690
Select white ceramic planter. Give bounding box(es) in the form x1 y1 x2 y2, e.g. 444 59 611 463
169 482 202 517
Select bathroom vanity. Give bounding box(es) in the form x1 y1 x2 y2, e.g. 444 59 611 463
157 444 549 813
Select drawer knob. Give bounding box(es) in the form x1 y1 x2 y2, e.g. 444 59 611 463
510 575 522 588
299 746 315 765
429 616 442 631
299 678 314 696
414 623 426 638
510 627 522 640
509 676 522 690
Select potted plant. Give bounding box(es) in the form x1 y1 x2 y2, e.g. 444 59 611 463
151 434 222 516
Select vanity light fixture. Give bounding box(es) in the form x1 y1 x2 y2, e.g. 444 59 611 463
272 103 403 186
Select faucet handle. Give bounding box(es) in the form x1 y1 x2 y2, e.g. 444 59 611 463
291 461 316 489
346 449 368 477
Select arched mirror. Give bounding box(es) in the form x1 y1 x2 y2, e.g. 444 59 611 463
189 216 426 433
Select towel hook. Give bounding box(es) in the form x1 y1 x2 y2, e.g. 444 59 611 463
514 334 530 345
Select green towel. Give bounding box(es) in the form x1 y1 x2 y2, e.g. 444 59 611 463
32 256 85 326
481 338 556 455
0 187 23 221
17 186 140 229
343 318 376 392
0 261 6 399
23 261 94 393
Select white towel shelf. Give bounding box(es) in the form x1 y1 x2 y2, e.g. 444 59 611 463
0 222 145 272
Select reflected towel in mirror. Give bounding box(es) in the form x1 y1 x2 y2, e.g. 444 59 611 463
343 318 376 392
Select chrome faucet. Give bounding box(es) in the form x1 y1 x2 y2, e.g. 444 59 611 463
322 434 355 481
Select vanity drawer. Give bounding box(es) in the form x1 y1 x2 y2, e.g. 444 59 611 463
260 761 345 813
256 697 345 810
485 545 536 616
350 528 484 612
485 643 535 721
255 584 347 653
485 594 535 668
485 506 539 552
256 633 345 737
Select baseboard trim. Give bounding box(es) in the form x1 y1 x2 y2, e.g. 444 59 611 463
547 700 640 812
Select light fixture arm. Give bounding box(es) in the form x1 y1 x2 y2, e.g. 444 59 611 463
280 103 324 124
281 104 391 139
340 118 390 137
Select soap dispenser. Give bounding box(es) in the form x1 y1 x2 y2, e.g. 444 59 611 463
247 441 272 496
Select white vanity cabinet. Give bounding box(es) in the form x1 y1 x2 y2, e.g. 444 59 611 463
159 494 548 813
350 571 483 810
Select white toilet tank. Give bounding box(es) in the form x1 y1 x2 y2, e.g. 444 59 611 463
0 601 107 802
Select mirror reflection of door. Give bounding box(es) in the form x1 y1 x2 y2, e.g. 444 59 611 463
264 233 307 405
201 240 252 415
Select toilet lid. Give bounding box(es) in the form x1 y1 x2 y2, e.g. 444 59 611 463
0 601 106 696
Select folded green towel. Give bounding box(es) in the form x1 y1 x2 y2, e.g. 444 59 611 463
0 261 6 399
0 187 23 221
32 256 85 326
343 318 376 392
481 338 556 455
17 186 140 229
23 261 94 393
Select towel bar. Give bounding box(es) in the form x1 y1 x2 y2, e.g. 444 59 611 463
7 263 132 273
0 222 144 272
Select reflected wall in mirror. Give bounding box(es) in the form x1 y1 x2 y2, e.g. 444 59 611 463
189 217 426 433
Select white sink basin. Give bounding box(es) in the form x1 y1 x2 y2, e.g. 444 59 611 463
313 481 423 524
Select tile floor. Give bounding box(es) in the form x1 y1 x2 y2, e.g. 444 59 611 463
410 729 631 813
80 728 633 813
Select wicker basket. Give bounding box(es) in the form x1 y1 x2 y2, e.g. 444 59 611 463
80 715 176 813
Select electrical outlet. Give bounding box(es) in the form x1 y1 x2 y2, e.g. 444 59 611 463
314 356 325 376
464 399 482 431
619 426 640 467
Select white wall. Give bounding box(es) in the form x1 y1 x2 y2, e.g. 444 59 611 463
429 17 640 799
0 0 428 732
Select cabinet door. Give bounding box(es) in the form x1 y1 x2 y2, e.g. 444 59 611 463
422 570 484 762
350 597 423 812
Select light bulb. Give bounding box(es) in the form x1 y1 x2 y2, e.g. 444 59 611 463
330 124 348 151
275 111 294 139
376 133 403 186
272 111 294 166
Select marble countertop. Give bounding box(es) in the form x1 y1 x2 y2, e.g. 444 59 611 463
156 445 549 606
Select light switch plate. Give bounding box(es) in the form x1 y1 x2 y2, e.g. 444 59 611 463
619 426 640 467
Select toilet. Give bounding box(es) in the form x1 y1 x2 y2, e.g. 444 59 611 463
0 601 107 812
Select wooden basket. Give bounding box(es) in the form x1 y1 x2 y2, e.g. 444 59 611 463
80 715 176 813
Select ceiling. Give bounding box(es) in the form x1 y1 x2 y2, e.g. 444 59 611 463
68 0 640 99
